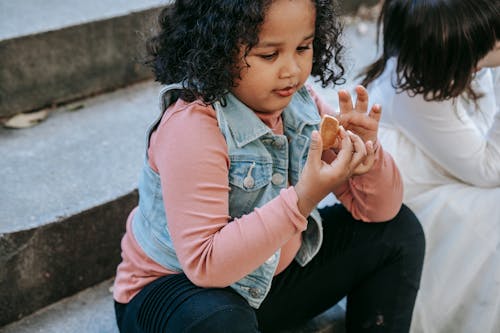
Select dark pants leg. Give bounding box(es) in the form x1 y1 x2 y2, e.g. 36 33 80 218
115 204 425 333
256 204 425 333
115 273 259 333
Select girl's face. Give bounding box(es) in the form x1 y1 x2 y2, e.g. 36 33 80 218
231 0 315 114
477 41 500 69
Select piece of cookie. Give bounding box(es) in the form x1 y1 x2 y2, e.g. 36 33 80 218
319 115 339 150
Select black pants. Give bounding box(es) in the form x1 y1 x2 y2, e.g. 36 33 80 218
115 204 425 333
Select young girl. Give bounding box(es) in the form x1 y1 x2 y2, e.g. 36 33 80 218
113 0 425 332
361 0 500 332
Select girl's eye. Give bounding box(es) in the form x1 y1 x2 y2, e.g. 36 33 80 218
297 44 312 52
259 53 277 60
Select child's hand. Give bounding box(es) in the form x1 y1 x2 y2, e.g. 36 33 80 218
338 85 381 145
346 129 376 176
295 127 374 217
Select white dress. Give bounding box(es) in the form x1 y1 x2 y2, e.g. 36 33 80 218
368 59 500 333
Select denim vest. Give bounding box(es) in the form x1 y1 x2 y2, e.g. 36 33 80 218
132 83 324 308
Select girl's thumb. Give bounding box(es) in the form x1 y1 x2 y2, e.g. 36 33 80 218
308 130 323 162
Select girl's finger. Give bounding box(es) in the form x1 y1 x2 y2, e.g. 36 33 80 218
334 127 354 164
348 130 367 166
354 85 369 113
338 89 354 115
368 104 382 122
306 130 323 170
354 141 376 174
364 141 375 167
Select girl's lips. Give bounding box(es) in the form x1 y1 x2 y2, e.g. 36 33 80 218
274 86 296 97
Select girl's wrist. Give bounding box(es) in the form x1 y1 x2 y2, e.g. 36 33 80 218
294 183 320 217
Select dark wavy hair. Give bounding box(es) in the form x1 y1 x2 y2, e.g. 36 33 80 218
361 0 500 101
145 0 345 104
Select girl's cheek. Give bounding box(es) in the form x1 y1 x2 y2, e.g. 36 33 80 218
477 43 500 69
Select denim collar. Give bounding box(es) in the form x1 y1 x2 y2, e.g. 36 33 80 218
216 86 321 148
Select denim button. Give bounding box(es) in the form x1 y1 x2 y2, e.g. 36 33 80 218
249 288 260 298
271 173 284 185
243 176 255 188
273 137 285 148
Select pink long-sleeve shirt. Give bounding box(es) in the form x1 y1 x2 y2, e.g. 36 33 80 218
113 88 403 303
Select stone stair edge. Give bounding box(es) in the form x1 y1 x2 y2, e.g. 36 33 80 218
0 7 162 118
0 80 161 326
0 190 138 327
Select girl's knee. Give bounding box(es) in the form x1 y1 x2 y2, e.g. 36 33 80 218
387 204 426 266
393 205 425 244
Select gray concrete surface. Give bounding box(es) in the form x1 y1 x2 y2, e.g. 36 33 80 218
0 0 169 41
0 1 166 117
339 0 380 14
0 279 118 333
0 81 160 326
0 81 159 232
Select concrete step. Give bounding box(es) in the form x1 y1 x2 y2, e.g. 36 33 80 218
0 279 346 333
0 0 167 118
0 279 119 333
0 80 161 326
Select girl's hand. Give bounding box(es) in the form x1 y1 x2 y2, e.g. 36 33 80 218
295 127 374 217
338 85 381 145
347 129 376 176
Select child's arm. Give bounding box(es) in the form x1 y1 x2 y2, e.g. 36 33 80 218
149 101 307 288
390 74 500 187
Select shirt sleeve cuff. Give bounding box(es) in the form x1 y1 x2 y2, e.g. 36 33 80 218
283 187 308 232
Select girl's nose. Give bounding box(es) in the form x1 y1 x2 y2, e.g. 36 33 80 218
279 56 300 78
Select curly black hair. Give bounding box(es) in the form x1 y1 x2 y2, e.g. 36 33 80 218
361 0 500 102
145 0 345 104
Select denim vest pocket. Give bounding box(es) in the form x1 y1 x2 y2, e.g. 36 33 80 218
228 156 272 218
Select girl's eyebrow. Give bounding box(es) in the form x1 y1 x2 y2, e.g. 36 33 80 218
255 33 315 48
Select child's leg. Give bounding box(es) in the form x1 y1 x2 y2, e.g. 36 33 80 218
115 273 259 333
256 204 425 332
